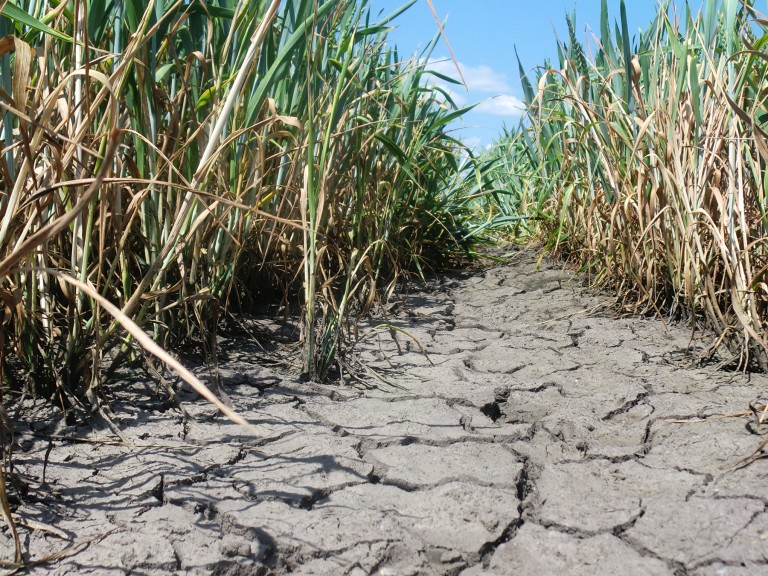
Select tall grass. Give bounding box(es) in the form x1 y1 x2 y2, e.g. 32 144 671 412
0 0 482 561
491 0 768 369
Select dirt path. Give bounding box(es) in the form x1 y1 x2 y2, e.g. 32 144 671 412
5 249 768 575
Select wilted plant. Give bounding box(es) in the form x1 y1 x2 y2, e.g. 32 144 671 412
497 0 768 368
0 0 483 559
0 0 479 399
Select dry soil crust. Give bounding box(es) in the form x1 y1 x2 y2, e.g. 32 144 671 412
4 248 768 575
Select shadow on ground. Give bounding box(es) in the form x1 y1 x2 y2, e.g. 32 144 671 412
4 247 768 576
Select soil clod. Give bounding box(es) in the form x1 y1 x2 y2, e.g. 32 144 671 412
5 250 768 575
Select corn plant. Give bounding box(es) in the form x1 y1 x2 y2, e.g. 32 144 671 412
0 0 479 397
0 0 484 563
494 0 768 368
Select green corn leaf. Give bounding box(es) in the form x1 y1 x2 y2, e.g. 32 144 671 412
156 62 175 83
620 0 632 109
357 25 393 37
247 0 337 121
428 85 461 110
196 85 216 111
123 0 144 33
183 1 235 20
723 0 738 54
88 0 115 43
600 0 615 63
374 133 418 182
702 0 718 47
427 103 478 133
515 46 535 107
423 68 463 86
2 2 72 42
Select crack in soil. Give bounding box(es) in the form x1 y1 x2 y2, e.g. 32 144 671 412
602 392 651 421
9 248 768 575
617 535 692 576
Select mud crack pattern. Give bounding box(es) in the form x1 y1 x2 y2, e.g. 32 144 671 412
5 249 768 575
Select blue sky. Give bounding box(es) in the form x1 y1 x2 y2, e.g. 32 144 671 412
367 0 707 148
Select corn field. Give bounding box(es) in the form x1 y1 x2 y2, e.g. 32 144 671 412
7 0 768 565
0 0 487 403
0 0 497 554
483 0 768 370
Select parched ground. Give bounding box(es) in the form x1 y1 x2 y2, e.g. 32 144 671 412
3 248 768 575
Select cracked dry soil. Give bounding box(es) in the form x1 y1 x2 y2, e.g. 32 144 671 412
4 248 768 575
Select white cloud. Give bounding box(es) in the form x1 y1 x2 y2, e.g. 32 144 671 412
462 136 482 151
463 65 513 93
426 58 513 94
476 95 526 117
418 57 527 140
423 58 524 118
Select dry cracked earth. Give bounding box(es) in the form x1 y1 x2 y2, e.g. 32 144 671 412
3 248 768 575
